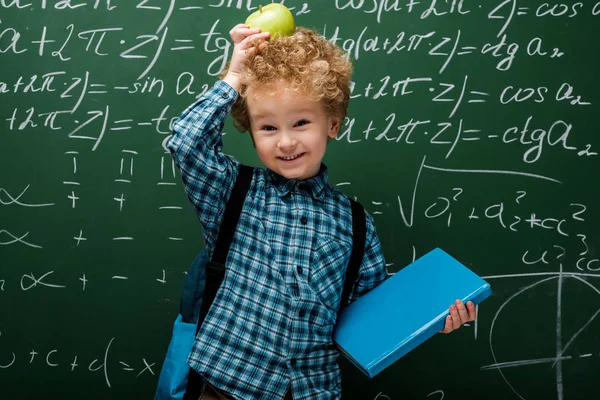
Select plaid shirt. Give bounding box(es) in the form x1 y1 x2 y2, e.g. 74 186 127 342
167 80 387 400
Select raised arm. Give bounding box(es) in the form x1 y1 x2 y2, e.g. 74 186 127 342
167 81 240 247
167 24 269 248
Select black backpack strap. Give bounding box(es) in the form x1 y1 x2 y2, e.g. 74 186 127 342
210 164 255 265
196 164 254 328
184 164 254 400
339 198 367 312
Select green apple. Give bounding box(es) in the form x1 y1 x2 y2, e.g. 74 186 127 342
244 3 296 38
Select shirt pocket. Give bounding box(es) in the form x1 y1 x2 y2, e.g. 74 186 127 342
240 218 275 269
308 239 351 313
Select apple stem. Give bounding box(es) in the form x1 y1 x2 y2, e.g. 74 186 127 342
259 5 262 12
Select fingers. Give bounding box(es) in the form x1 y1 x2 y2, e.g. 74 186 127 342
230 24 270 45
245 41 269 58
257 41 269 52
450 303 461 330
240 31 270 49
455 299 470 323
466 300 477 321
230 23 251 33
439 300 477 334
229 24 258 43
226 28 270 76
439 315 453 334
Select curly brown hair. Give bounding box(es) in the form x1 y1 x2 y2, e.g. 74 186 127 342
220 27 353 133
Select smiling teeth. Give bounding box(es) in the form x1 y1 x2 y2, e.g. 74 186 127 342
282 154 300 160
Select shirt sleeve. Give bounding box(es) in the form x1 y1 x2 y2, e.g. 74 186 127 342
167 80 240 249
347 211 388 304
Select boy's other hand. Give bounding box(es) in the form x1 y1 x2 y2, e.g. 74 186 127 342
223 24 270 92
439 299 476 334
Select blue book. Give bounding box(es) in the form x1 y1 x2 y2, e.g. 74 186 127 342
334 247 492 378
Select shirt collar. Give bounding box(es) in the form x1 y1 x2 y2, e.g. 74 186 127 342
266 164 329 201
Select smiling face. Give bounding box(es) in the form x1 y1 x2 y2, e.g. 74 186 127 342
246 82 341 181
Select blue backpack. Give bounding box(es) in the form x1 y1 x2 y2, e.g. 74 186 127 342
154 165 366 400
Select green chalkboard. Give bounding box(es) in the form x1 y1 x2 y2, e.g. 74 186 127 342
1 1 599 399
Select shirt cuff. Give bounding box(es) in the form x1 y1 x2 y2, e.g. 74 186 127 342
213 79 239 105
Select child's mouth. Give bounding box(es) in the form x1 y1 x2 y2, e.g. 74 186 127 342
278 153 306 163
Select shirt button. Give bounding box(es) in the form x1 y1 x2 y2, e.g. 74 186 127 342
299 309 306 317
290 358 296 366
300 216 308 225
221 92 229 99
297 266 303 275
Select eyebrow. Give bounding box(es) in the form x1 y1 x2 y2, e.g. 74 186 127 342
251 113 269 121
252 109 317 121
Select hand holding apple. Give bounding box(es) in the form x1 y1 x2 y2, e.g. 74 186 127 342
222 24 270 92
244 3 296 38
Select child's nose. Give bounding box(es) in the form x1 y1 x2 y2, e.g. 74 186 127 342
277 131 297 149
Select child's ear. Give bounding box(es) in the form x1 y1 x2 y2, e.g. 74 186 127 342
327 117 341 139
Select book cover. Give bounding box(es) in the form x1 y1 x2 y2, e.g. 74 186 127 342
334 247 492 378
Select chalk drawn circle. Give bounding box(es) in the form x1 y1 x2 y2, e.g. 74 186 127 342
489 275 600 399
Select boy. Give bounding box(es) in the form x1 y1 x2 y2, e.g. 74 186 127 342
167 24 475 400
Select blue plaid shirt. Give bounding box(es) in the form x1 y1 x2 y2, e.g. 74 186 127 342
167 80 387 399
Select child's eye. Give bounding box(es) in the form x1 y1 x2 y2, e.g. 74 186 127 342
261 125 276 131
295 119 310 127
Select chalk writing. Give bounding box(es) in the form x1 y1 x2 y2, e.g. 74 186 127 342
0 2 598 399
